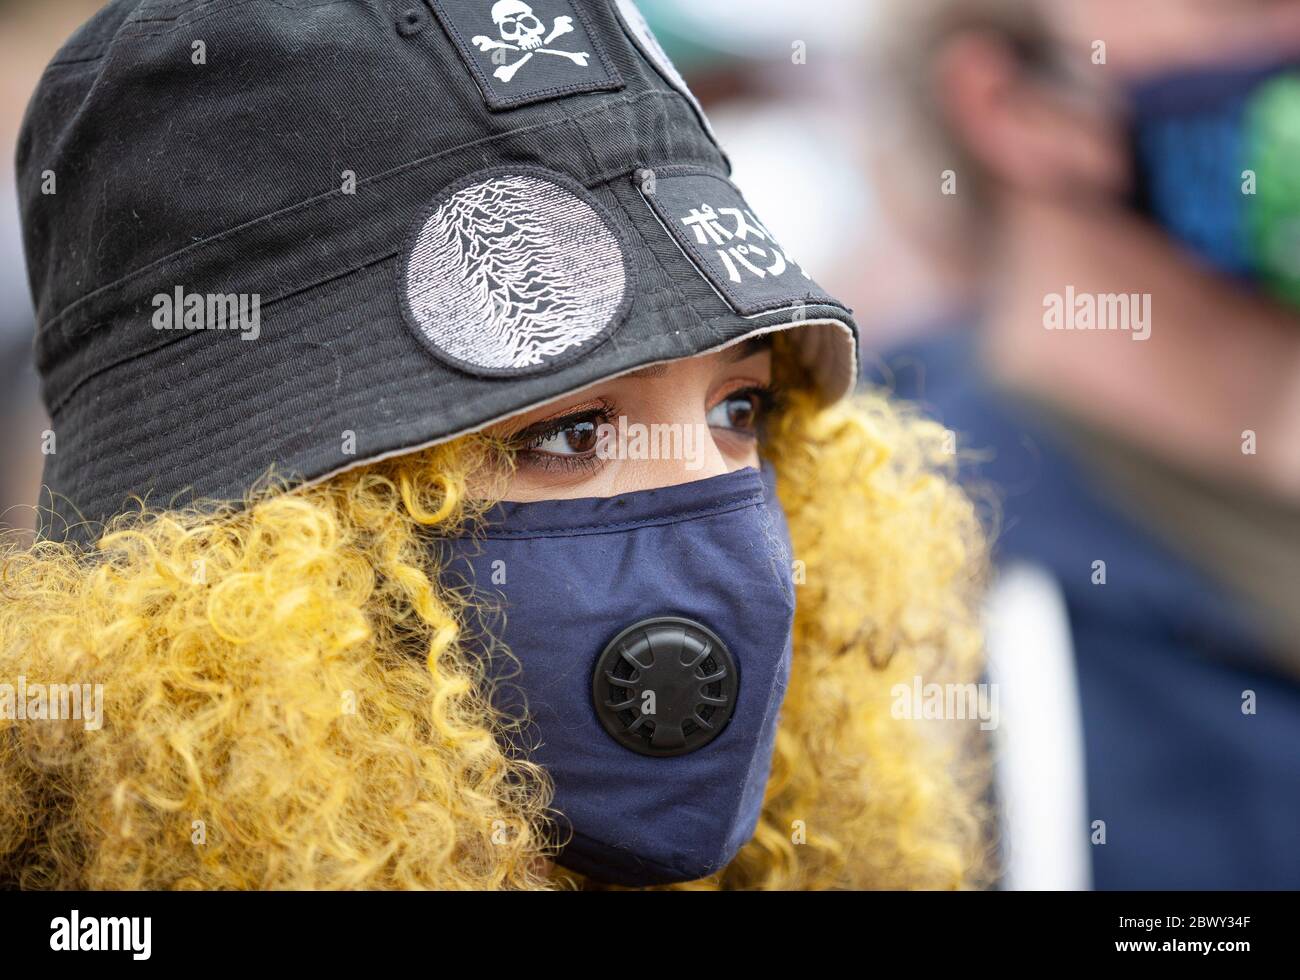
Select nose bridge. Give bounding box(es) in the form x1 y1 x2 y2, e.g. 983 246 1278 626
627 433 729 488
693 433 732 480
645 403 732 484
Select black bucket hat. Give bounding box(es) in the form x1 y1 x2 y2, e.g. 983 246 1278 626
17 0 858 533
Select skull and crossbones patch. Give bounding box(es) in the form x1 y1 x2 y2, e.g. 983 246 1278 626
473 2 590 84
429 0 622 110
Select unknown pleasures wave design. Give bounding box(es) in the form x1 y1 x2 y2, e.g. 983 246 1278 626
403 173 627 373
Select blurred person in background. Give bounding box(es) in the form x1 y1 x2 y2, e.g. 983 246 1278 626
875 0 1300 888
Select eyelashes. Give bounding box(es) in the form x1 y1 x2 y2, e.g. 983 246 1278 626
734 383 781 435
516 449 605 475
505 398 614 475
509 384 781 474
511 398 614 449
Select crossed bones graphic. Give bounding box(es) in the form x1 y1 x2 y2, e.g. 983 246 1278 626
472 12 591 84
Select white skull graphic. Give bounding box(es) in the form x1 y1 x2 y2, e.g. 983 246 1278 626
492 0 544 50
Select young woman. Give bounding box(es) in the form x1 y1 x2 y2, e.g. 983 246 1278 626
0 0 988 889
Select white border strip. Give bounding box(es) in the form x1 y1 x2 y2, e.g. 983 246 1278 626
986 561 1092 891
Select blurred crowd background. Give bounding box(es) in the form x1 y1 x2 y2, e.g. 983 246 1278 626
2 0 1298 889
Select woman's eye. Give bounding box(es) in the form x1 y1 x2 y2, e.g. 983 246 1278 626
707 391 763 434
529 419 600 455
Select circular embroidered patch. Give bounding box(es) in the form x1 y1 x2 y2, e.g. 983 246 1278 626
400 169 629 375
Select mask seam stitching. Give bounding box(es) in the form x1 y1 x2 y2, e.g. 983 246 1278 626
476 492 766 539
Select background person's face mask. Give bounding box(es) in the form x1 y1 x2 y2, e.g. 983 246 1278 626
1128 52 1300 309
441 464 796 886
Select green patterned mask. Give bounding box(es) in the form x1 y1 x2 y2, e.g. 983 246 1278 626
1130 56 1300 309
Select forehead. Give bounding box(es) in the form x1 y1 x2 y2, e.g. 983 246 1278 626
1052 0 1300 77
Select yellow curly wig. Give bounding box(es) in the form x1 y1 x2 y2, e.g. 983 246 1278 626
0 335 991 890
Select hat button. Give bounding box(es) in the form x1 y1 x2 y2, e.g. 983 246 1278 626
397 7 428 37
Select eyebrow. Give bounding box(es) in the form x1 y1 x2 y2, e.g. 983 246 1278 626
622 336 773 380
724 336 774 362
623 363 670 380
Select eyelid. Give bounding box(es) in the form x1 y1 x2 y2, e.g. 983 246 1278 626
707 377 771 411
508 397 616 447
706 383 780 440
709 381 779 413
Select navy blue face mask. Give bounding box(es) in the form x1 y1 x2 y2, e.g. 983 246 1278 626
1128 52 1300 308
439 464 795 886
